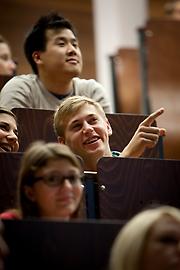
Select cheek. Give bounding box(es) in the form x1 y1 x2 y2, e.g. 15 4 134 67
33 185 54 203
66 133 80 147
13 141 19 152
0 130 5 139
74 185 83 202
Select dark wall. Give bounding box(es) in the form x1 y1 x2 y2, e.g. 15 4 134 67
0 0 96 79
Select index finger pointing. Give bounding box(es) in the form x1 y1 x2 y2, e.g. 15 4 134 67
141 107 164 127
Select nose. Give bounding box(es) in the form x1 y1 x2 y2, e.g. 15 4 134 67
8 60 16 74
67 43 77 54
7 130 18 142
62 179 73 189
82 122 93 134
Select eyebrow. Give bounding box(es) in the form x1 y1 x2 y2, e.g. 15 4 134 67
0 121 18 135
54 36 78 42
69 114 97 126
0 121 9 126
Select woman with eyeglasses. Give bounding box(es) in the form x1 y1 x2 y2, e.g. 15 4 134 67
1 141 84 220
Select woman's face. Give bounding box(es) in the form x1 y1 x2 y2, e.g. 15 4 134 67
25 159 83 219
0 42 16 76
141 215 180 270
0 113 19 152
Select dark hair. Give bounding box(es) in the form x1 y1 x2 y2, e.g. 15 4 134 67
24 12 77 74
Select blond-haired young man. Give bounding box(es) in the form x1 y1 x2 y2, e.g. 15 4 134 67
54 96 166 171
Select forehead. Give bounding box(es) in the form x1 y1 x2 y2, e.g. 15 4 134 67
45 28 76 41
0 113 16 125
149 215 180 237
0 43 10 55
36 158 79 174
68 104 105 122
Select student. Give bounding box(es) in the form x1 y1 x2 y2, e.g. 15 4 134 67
0 12 111 112
164 0 180 20
0 107 19 152
15 141 84 220
109 206 180 270
53 96 166 171
0 35 16 76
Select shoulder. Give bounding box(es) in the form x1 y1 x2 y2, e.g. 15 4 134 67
1 74 38 90
5 74 38 84
73 77 112 113
73 77 104 89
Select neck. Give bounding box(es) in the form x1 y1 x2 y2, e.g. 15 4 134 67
38 71 74 95
83 148 112 172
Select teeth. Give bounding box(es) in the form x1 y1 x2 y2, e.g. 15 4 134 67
85 137 98 144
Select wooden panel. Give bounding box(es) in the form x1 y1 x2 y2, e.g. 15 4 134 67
12 108 57 152
0 0 95 79
107 113 160 158
0 152 22 212
3 219 124 270
97 157 180 220
111 48 141 113
144 20 180 159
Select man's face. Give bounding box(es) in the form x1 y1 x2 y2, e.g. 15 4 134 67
61 104 112 165
37 28 82 78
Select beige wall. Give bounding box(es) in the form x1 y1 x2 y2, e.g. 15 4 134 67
0 0 96 79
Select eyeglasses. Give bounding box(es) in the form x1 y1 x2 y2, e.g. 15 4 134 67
34 173 83 187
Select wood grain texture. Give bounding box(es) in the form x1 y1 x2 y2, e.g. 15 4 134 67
97 157 180 220
0 152 22 212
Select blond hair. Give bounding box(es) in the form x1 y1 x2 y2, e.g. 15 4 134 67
54 96 106 138
110 206 180 270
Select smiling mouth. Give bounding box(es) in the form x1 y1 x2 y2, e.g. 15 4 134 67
0 145 12 152
83 136 100 145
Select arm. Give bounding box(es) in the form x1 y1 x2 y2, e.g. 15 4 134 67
121 108 166 158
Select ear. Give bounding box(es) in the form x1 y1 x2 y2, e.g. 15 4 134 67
106 118 112 136
32 51 41 64
58 136 65 144
24 186 36 202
